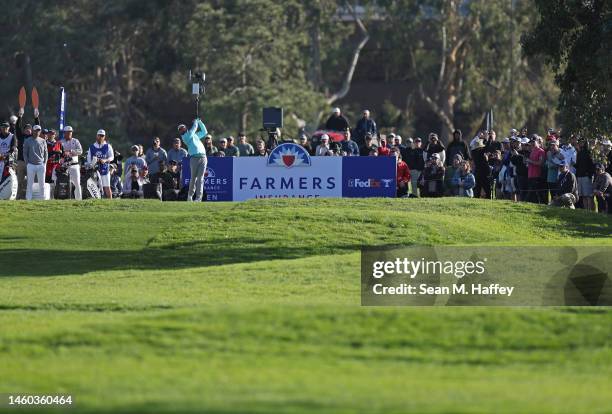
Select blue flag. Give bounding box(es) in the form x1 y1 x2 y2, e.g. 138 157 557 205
58 87 66 140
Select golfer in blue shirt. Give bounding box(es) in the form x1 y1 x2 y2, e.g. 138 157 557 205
178 118 208 202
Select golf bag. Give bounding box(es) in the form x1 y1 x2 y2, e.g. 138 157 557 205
81 163 101 199
0 169 18 200
54 163 72 200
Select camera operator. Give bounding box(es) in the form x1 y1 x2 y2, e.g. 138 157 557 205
178 118 208 202
550 162 578 209
593 163 612 214
421 154 445 197
87 129 114 199
60 126 83 200
122 166 145 198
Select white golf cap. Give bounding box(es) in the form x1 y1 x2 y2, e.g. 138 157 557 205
9 115 17 123
97 129 106 135
321 134 329 140
63 125 73 132
33 125 42 131
332 107 341 113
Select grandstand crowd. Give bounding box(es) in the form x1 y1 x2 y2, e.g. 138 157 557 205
1 107 611 213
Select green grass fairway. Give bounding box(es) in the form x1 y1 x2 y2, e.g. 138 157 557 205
0 198 611 413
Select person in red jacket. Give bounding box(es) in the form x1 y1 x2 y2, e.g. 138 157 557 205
391 147 411 197
45 129 64 186
378 135 391 156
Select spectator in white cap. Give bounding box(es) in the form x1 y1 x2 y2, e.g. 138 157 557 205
316 134 330 156
23 125 48 200
8 115 18 135
60 125 83 200
87 129 114 199
324 107 350 132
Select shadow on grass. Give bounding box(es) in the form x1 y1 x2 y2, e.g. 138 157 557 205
538 206 611 238
0 237 364 277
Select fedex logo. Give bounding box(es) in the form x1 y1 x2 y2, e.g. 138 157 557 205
348 178 393 188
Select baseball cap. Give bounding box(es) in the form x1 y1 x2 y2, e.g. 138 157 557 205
9 116 17 124
33 125 42 131
332 107 341 113
502 137 510 143
169 160 178 165
431 153 441 159
321 134 329 141
63 125 73 132
219 137 227 143
0 122 9 128
177 124 186 131
42 128 49 134
406 137 414 143
510 128 518 135
131 145 139 151
388 133 396 139
520 137 530 145
97 129 106 136
48 129 56 134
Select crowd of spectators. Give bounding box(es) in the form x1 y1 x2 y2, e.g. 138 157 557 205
1 107 611 212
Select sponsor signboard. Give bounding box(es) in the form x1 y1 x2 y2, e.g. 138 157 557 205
181 143 396 201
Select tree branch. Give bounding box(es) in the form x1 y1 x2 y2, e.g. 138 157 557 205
417 84 454 131
326 2 370 105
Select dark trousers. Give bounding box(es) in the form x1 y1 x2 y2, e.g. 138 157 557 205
474 174 491 199
397 183 408 198
595 194 611 214
547 181 558 200
516 176 528 200
527 177 546 204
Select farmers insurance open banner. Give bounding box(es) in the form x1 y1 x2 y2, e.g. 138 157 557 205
181 143 396 201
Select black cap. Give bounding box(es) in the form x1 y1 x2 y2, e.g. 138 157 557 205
0 122 9 128
169 160 178 165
